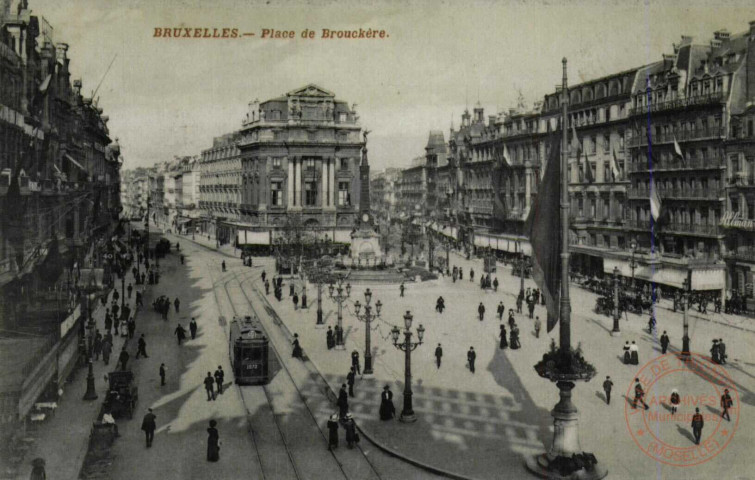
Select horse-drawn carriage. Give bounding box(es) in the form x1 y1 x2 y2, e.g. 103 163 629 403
104 371 138 419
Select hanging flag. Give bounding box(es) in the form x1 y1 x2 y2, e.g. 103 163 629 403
583 154 595 183
650 179 663 221
610 149 621 182
673 136 686 166
502 144 512 168
527 135 562 332
571 123 594 183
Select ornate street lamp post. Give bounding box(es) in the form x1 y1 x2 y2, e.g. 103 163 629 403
611 266 621 336
518 240 525 298
328 276 351 350
354 289 381 375
391 311 424 423
681 272 691 361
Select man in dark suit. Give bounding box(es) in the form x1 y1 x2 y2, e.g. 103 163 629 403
347 367 356 397
602 376 614 405
141 408 156 447
467 347 476 373
337 384 349 419
660 331 670 354
691 408 704 444
435 344 443 369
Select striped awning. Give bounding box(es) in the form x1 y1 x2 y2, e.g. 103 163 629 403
65 154 86 172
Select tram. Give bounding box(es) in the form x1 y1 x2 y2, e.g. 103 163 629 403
229 315 270 385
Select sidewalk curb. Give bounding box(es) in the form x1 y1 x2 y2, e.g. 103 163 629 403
248 278 483 480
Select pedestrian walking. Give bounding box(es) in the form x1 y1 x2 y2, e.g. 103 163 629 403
347 367 356 397
206 420 221 462
136 334 148 358
527 300 535 319
508 310 516 329
159 363 166 386
30 458 46 480
478 302 485 321
435 343 443 368
379 385 396 420
670 388 680 414
623 341 631 364
718 338 727 364
174 324 187 345
399 282 405 297
660 331 670 354
711 339 720 364
497 302 504 320
127 283 133 299
180 254 184 265
516 295 523 314
141 408 156 448
499 324 508 349
632 378 649 410
467 347 476 373
118 348 130 371
292 334 303 359
128 317 136 339
136 290 143 308
210 365 223 394
189 318 198 340
721 388 733 421
221 260 226 272
534 316 542 338
351 350 361 375
648 315 656 334
337 384 349 418
493 277 499 292
510 324 521 349
691 408 704 444
327 413 340 450
326 326 334 350
93 332 102 360
101 338 112 365
174 297 180 313
630 341 639 365
204 372 216 401
343 413 359 449
602 376 613 405
293 292 299 310
469 268 474 283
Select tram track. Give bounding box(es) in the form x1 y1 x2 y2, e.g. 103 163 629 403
222 267 385 480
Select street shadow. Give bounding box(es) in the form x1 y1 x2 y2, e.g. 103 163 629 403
676 425 696 444
595 391 606 403
705 405 721 417
661 402 673 412
587 317 613 335
679 356 755 407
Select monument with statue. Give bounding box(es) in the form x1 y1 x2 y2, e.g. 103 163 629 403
350 130 381 263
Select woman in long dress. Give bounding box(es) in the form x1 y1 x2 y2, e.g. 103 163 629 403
292 334 303 359
327 414 339 450
499 325 508 349
623 341 631 365
509 325 520 350
343 414 358 448
207 420 220 462
379 386 396 420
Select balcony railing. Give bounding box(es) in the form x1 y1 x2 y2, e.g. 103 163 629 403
627 126 724 147
628 156 725 173
725 247 755 262
627 187 724 200
628 91 725 117
728 172 755 187
664 223 720 236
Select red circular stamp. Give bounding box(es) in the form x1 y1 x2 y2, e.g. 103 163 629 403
624 353 739 467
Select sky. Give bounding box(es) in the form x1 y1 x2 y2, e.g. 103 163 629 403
29 0 755 172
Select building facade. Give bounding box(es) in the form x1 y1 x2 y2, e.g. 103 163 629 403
198 84 364 246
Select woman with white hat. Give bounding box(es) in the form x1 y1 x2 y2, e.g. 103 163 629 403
343 413 358 449
327 414 339 450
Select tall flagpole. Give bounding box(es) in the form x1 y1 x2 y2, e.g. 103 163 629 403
560 57 571 357
526 58 607 480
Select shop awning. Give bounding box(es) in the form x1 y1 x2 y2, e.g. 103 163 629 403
65 154 86 172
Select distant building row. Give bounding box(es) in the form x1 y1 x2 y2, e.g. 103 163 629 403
377 21 755 310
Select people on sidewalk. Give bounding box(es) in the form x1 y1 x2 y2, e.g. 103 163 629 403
141 408 156 448
337 384 349 418
691 408 704 444
721 388 733 421
190 318 198 340
159 363 166 386
207 420 220 462
343 414 358 449
327 414 339 450
214 366 225 394
174 324 187 345
136 334 148 358
118 348 130 371
292 334 303 359
347 367 356 397
204 372 216 401
435 343 443 368
379 385 396 420
467 347 476 373
632 378 649 410
351 350 360 375
660 331 670 354
602 376 613 405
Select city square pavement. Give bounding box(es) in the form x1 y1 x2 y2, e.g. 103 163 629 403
248 249 755 480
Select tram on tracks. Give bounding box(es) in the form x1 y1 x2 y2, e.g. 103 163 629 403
229 315 270 385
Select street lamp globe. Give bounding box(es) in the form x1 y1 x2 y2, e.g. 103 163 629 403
354 300 361 315
375 299 382 315
630 239 637 251
364 288 372 304
403 310 413 330
346 283 352 296
417 324 425 343
391 325 400 344
613 266 620 277
328 283 335 297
